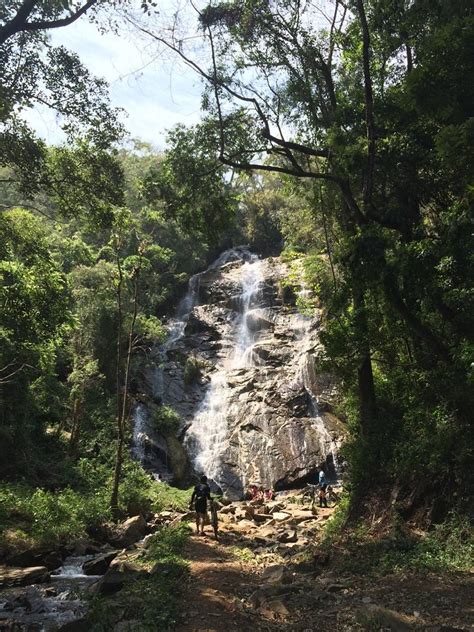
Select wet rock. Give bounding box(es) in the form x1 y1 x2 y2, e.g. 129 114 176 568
15 586 47 613
0 565 50 587
82 551 118 576
245 309 274 333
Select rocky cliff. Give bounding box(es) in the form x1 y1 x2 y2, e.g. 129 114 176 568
133 248 345 498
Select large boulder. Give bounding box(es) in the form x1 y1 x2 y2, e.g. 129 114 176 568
0 565 50 587
7 548 63 571
138 253 346 497
82 551 118 576
110 516 148 548
96 554 148 595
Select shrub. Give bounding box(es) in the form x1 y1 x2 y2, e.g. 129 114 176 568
183 356 202 385
150 405 180 434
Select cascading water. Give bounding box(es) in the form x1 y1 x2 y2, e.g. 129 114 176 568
132 245 345 494
233 256 264 368
131 246 258 476
185 255 265 486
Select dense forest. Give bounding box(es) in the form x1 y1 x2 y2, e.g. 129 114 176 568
0 0 473 630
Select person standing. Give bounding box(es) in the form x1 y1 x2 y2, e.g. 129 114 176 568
319 466 328 489
318 465 328 508
190 475 211 536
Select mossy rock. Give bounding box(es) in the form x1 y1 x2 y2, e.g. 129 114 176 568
165 435 190 482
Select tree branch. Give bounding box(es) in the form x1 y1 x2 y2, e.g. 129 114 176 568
356 0 376 211
0 0 98 45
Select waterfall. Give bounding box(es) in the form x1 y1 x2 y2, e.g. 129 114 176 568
185 255 264 486
132 246 345 493
232 257 264 368
131 247 257 472
130 267 200 469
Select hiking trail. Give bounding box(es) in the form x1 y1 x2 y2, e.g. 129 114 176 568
175 492 473 631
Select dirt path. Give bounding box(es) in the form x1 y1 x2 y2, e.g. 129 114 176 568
175 498 474 632
176 529 273 632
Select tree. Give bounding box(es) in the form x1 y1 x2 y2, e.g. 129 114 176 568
129 0 379 434
0 0 101 46
0 208 72 473
142 124 237 250
128 0 474 491
1 0 124 204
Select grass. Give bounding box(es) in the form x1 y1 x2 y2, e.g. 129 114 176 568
150 483 192 513
322 503 474 575
88 524 190 631
230 546 257 564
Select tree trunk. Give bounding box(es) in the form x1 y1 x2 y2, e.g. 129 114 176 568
110 251 124 518
353 282 377 436
110 256 141 518
356 0 376 210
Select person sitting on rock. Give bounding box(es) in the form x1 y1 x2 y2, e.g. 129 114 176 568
245 484 258 501
190 475 212 536
264 488 274 501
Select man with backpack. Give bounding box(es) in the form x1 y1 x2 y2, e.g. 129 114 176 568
190 474 212 536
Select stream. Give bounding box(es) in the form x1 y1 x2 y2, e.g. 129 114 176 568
0 555 102 631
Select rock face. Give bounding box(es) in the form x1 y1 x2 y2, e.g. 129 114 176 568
133 248 345 497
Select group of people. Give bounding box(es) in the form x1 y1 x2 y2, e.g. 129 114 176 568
245 484 274 502
190 465 333 536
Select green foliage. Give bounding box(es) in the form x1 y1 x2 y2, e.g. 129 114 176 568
0 6 124 199
150 484 192 514
322 494 350 543
183 356 204 386
142 123 237 248
0 482 110 552
88 524 190 631
326 513 474 576
150 405 181 435
0 464 190 555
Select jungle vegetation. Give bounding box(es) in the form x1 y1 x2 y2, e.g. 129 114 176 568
0 0 472 542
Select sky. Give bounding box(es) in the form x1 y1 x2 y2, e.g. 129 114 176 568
24 15 204 148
